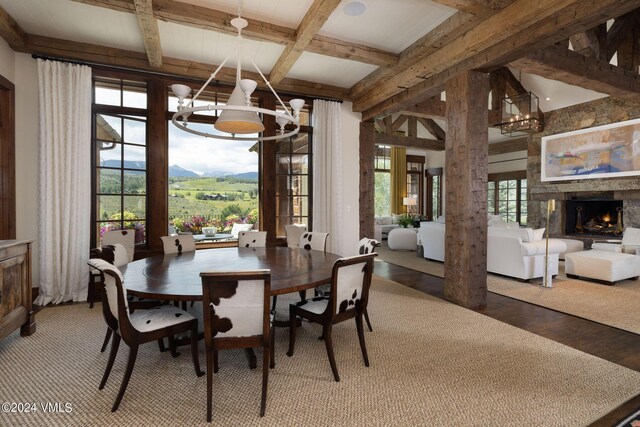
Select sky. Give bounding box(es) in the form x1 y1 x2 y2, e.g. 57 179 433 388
96 86 259 176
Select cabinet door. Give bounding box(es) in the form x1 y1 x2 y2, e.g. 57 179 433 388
0 254 26 320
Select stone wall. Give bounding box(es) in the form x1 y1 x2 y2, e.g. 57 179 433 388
527 97 640 233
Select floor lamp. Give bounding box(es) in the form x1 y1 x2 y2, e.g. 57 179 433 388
543 199 556 288
403 197 417 215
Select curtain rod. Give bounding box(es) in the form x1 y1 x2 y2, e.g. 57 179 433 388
31 53 343 103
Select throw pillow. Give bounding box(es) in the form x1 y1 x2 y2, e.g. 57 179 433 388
533 228 545 241
392 213 402 224
436 215 446 223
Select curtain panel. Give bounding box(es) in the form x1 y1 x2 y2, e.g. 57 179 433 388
390 146 407 214
35 59 92 305
312 100 343 255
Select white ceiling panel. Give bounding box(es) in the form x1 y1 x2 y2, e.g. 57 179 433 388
517 70 608 112
174 0 314 29
0 0 144 53
319 0 456 53
287 51 378 88
159 20 285 72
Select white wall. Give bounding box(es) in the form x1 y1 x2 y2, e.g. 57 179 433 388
339 101 361 256
14 53 39 285
488 150 527 174
0 38 15 83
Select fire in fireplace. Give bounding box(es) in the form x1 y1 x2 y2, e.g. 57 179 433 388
565 199 623 236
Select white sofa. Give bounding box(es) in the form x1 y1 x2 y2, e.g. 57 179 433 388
417 221 567 281
374 215 402 241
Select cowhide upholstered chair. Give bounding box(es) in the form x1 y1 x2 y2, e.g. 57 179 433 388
285 224 307 248
299 232 329 252
200 270 271 420
102 229 136 263
88 259 203 412
287 253 377 382
357 238 379 332
160 235 196 254
238 231 267 248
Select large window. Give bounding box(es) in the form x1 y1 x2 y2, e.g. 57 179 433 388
374 144 391 217
92 77 148 246
406 155 424 215
426 168 442 221
487 174 527 225
276 133 311 236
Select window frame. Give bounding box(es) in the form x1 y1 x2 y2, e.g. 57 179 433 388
426 167 443 221
487 171 527 225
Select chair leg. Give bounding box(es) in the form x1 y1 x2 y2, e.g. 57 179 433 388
191 321 204 377
88 275 96 309
269 326 275 369
99 333 120 390
111 344 138 412
206 349 213 422
100 328 113 353
287 306 297 357
323 325 340 382
168 335 180 358
356 314 370 367
260 345 269 417
157 338 167 352
213 350 219 374
364 309 373 332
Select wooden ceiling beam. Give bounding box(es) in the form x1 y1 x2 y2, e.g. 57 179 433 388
510 44 640 102
269 0 341 85
20 34 349 99
359 0 640 120
391 115 409 133
418 118 446 140
570 24 606 59
374 133 445 151
488 137 528 156
72 0 396 68
402 98 501 124
429 0 510 15
133 0 162 68
0 5 25 50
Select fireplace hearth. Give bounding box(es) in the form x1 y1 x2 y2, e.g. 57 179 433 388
566 199 623 236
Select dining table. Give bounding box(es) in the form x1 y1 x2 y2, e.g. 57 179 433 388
120 247 341 368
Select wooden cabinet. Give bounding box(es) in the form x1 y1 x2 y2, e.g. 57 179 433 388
0 240 35 339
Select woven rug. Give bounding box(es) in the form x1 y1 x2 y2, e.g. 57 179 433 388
1 277 640 426
376 245 640 335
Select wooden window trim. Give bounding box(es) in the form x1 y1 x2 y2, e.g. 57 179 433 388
425 167 442 221
0 73 15 239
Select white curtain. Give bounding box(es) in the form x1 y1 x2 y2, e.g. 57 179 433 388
35 59 92 305
312 100 343 254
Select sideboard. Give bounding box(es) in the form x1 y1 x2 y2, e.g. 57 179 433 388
0 240 35 339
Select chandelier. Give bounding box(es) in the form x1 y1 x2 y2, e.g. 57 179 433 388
170 1 304 141
499 91 542 135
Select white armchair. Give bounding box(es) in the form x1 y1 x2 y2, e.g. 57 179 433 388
591 227 640 255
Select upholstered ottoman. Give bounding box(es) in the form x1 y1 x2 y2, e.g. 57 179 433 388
565 250 640 284
387 228 417 251
556 238 584 260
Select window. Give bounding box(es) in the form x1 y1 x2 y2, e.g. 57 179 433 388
487 174 527 225
426 168 442 221
406 155 424 215
92 77 148 246
374 145 391 217
276 133 311 236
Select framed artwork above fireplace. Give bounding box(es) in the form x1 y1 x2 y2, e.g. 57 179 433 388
541 117 640 182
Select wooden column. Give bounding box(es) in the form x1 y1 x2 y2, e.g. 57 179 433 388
359 121 375 239
260 94 277 246
444 70 489 309
146 77 168 253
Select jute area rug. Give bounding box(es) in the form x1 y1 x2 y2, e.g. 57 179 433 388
377 244 640 335
1 278 639 426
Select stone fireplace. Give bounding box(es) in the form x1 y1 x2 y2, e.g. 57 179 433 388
565 198 623 237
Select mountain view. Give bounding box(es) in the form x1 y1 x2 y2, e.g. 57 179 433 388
100 159 257 179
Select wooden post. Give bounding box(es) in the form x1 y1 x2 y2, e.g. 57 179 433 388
260 94 277 246
444 70 489 308
359 121 375 240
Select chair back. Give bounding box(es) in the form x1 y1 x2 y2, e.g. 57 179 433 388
285 224 307 248
299 232 329 252
161 235 196 254
87 259 131 334
238 231 267 248
329 253 377 317
230 223 255 238
200 271 271 346
100 243 129 267
358 238 379 255
102 230 135 262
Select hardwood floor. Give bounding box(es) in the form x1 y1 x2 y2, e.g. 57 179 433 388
374 260 640 427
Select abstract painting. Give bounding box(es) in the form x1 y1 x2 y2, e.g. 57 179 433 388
541 118 640 182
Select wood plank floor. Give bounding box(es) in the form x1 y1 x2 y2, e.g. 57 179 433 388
374 260 640 427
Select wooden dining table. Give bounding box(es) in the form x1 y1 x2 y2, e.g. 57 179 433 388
121 247 341 300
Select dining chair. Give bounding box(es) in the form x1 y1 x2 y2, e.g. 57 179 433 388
238 231 267 248
287 253 377 382
200 270 271 420
88 259 203 412
102 229 136 263
299 231 329 252
357 238 379 332
161 234 196 254
285 224 307 248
